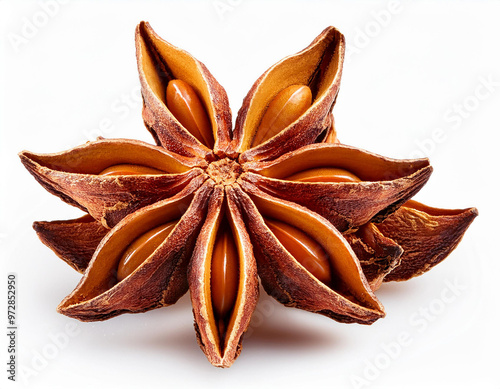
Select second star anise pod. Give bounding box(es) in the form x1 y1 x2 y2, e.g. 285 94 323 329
19 22 477 367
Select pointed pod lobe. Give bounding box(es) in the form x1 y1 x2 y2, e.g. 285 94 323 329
240 143 432 232
19 139 205 228
32 215 109 273
135 22 232 158
189 186 259 367
377 200 478 282
232 26 345 162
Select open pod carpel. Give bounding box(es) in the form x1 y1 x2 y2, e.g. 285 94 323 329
188 185 258 367
19 138 206 228
136 21 232 159
240 143 432 232
232 185 384 324
230 26 345 162
57 181 214 321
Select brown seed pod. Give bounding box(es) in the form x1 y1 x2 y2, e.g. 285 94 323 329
19 22 476 368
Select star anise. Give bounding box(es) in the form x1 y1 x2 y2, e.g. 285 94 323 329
19 22 477 367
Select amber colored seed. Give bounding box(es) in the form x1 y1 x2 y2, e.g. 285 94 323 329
116 220 178 282
99 164 165 176
265 219 332 285
211 221 239 331
252 84 313 147
285 167 361 183
166 79 214 148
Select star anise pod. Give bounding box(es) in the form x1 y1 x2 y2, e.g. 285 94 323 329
19 22 477 367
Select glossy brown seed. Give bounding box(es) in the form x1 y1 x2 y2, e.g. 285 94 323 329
99 164 166 176
265 218 332 285
211 219 239 341
285 167 361 183
251 85 312 147
117 220 178 281
166 79 214 148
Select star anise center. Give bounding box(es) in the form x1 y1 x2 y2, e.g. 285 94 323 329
206 157 242 185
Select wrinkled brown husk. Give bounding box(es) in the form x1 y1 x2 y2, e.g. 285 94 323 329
136 21 232 159
33 215 108 273
232 26 345 162
57 181 214 321
377 200 478 282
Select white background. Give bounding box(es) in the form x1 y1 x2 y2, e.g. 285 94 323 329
1 1 498 388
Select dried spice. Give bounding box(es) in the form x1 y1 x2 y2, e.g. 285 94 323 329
19 22 477 367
